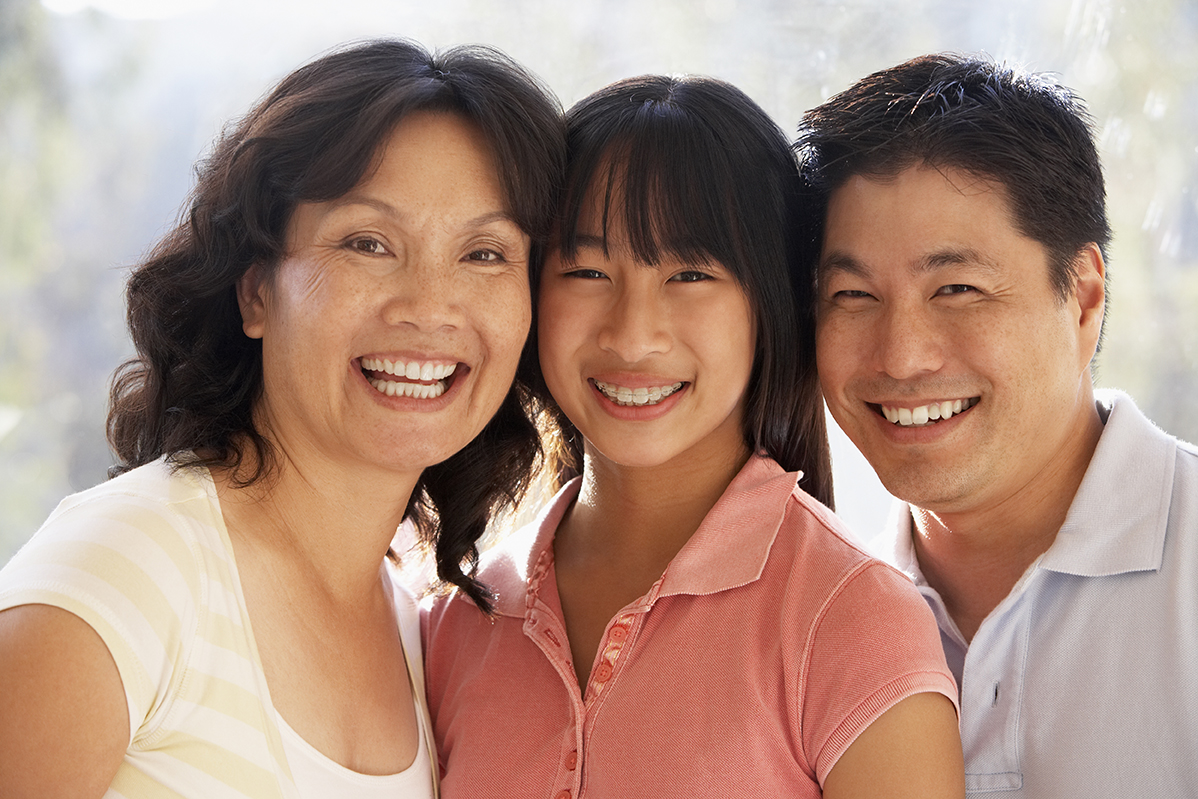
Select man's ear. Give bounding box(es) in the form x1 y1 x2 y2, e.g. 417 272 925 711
1072 242 1106 364
236 264 269 340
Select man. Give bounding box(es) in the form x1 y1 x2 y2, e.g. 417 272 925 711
800 54 1198 797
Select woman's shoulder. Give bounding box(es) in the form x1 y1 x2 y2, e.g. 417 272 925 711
4 459 227 601
0 457 233 748
5 458 222 578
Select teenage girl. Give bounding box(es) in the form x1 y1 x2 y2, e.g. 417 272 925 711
424 74 965 798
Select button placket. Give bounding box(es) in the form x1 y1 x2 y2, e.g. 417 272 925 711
586 613 636 700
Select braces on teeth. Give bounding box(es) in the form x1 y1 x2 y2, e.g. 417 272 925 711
594 380 684 407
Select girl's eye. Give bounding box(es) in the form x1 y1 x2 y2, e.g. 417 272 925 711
669 270 714 283
348 236 388 255
563 268 607 280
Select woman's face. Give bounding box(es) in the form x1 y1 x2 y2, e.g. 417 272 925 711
238 111 532 477
538 190 756 472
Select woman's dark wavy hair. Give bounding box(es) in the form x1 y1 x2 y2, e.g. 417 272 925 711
795 53 1111 309
534 74 834 508
107 38 565 612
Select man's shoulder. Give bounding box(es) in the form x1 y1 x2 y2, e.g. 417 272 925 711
1093 389 1198 492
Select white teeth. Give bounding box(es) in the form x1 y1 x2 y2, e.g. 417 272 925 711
881 397 978 427
367 377 448 399
594 380 684 407
360 358 457 400
361 358 457 380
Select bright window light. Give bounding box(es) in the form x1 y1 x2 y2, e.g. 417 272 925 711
41 0 216 19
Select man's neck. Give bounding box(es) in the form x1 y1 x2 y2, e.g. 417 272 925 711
910 396 1105 642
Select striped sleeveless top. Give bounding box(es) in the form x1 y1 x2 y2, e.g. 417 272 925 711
0 457 436 798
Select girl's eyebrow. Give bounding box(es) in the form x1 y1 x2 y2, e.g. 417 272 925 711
574 233 606 250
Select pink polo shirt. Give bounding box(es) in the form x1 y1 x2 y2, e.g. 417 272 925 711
423 456 957 797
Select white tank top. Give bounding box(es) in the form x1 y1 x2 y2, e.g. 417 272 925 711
278 706 435 798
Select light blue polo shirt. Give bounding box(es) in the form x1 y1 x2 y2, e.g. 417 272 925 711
873 390 1198 797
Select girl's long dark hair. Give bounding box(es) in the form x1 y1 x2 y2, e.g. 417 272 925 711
538 74 833 508
107 39 564 611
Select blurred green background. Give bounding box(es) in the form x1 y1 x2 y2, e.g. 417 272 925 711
2 0 1196 562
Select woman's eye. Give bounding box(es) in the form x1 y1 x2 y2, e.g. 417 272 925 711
467 249 505 264
348 236 388 255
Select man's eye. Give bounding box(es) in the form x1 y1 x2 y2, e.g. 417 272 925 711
937 284 976 296
834 289 874 299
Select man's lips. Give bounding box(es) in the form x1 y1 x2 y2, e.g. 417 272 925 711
874 396 980 427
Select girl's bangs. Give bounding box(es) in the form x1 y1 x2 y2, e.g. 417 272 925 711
562 124 744 277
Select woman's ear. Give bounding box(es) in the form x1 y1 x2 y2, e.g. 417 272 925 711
236 264 269 340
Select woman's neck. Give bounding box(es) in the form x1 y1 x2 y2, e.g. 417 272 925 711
212 439 421 603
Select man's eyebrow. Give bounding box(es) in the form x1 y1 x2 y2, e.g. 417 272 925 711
819 252 869 277
918 247 1003 275
820 248 1003 276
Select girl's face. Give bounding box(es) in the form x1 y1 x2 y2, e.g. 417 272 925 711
538 191 756 471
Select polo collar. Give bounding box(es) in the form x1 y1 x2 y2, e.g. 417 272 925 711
657 455 798 597
1042 391 1174 577
480 456 800 618
481 480 579 619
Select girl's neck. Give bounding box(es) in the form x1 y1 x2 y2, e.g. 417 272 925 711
551 438 752 689
560 439 752 568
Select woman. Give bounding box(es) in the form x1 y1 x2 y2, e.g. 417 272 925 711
0 39 562 798
423 75 965 797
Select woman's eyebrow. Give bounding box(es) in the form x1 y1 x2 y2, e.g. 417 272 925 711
328 196 518 229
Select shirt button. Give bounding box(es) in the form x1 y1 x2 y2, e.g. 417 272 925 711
556 791 571 799
594 662 613 682
565 750 578 770
609 625 628 642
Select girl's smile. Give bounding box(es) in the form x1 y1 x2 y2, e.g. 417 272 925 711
538 194 756 471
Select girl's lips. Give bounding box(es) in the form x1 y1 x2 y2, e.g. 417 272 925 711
589 378 689 420
592 379 685 407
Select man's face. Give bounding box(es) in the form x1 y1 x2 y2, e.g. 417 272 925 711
815 165 1104 518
